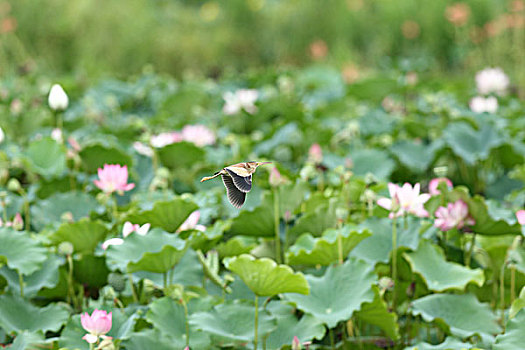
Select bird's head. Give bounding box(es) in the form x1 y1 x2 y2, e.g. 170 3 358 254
246 161 272 171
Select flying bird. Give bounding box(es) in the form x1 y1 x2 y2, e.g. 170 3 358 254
200 161 271 208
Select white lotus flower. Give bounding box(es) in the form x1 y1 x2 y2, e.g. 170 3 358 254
475 67 509 96
469 96 498 113
222 89 258 115
48 84 69 111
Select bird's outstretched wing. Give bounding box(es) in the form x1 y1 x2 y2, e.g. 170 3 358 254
225 169 252 193
222 174 246 208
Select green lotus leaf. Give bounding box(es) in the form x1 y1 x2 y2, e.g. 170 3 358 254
350 217 424 265
49 219 108 254
493 309 525 350
509 286 525 319
121 329 174 350
286 227 371 266
74 254 110 287
189 300 277 346
265 301 326 350
106 228 187 273
350 148 395 180
157 141 205 169
443 121 504 165
8 331 44 350
284 257 376 328
24 137 67 179
405 337 476 350
59 307 139 350
355 285 400 340
126 198 198 233
0 254 60 297
30 191 103 231
287 199 338 240
216 236 258 259
404 240 485 292
224 254 309 297
0 294 69 333
391 140 443 173
146 297 211 349
0 228 47 275
411 293 501 344
228 197 274 237
79 142 133 173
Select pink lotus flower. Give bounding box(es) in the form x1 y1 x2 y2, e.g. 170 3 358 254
292 336 301 350
178 211 205 232
94 164 135 194
429 177 453 195
181 124 216 147
133 141 154 157
308 143 323 164
222 89 258 115
122 221 150 237
0 213 24 230
81 309 112 344
434 200 475 231
102 222 150 250
269 167 284 187
517 210 525 225
150 132 183 148
377 183 430 218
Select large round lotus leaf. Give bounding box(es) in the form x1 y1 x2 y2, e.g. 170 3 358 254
405 337 476 350
411 293 501 344
7 331 44 350
0 294 68 333
443 121 503 166
49 219 108 254
287 199 338 240
30 191 102 231
24 137 67 179
223 254 309 297
350 217 423 265
403 240 485 292
105 228 187 273
390 140 444 173
121 329 174 350
146 297 211 349
355 285 399 341
79 142 132 173
286 227 371 266
264 301 325 350
493 309 525 350
189 301 277 346
74 254 110 287
0 228 47 275
349 148 395 180
284 257 376 328
157 141 205 169
216 236 258 259
0 254 60 297
228 196 274 237
59 307 139 350
126 198 198 233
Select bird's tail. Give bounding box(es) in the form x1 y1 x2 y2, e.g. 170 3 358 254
200 172 221 182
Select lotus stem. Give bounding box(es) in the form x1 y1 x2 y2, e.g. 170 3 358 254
391 217 397 309
511 265 516 304
500 264 505 328
163 272 168 290
128 272 139 304
67 254 78 308
465 233 476 268
337 233 343 265
182 299 190 348
273 189 281 263
254 295 259 350
329 327 335 350
18 271 24 298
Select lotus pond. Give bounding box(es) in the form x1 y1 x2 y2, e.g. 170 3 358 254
0 66 525 349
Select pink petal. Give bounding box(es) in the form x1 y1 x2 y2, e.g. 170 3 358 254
137 223 150 236
102 238 124 250
82 334 98 344
377 198 392 210
122 222 134 237
517 210 525 225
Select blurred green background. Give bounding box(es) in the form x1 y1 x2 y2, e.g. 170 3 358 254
1 0 524 84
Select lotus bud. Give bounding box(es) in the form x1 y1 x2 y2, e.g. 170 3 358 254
51 128 63 143
97 337 115 350
292 336 302 350
60 211 74 223
516 210 525 225
378 276 394 293
308 143 323 164
48 84 69 111
269 167 285 187
12 213 23 230
58 241 74 256
7 178 21 192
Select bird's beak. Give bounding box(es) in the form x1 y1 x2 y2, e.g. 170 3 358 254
256 161 272 167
